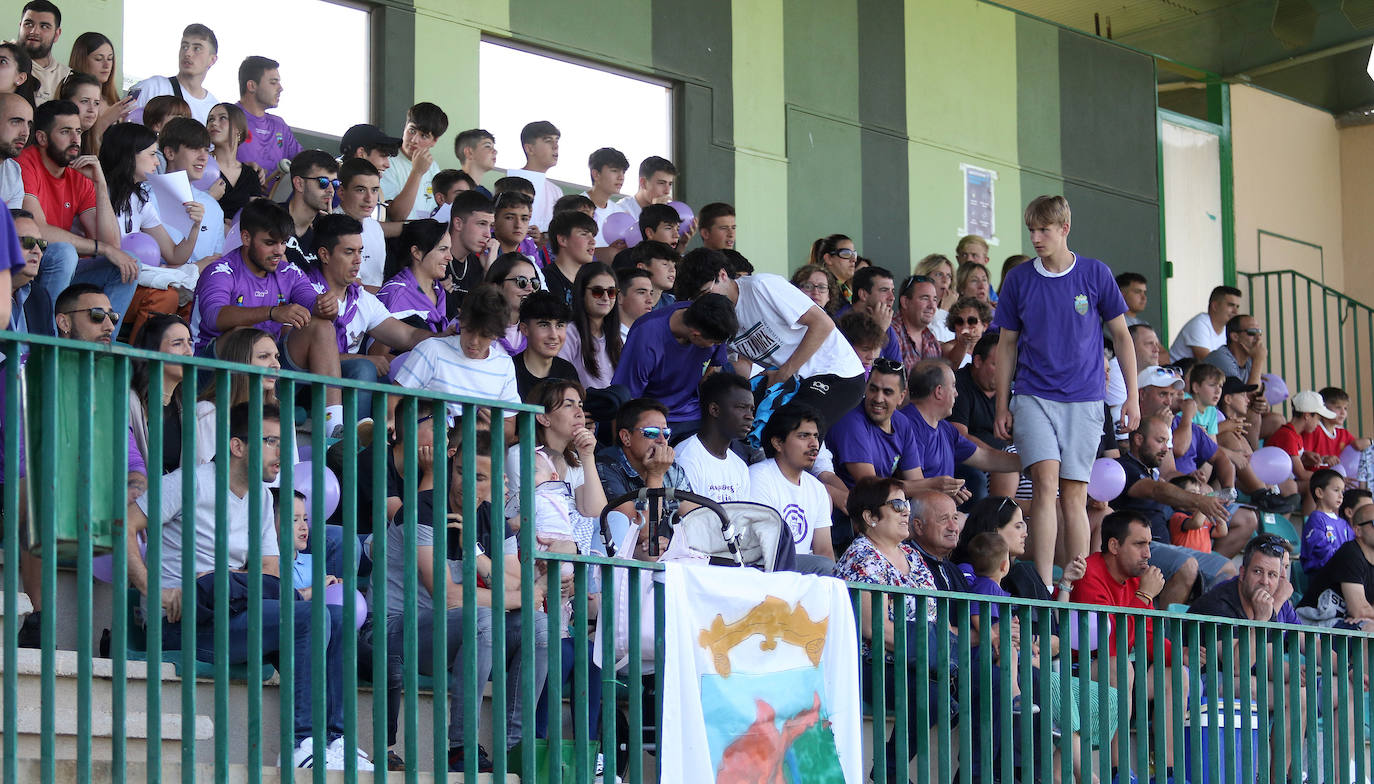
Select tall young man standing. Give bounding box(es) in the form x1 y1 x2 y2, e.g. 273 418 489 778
130 24 220 124
453 128 497 198
504 121 561 233
235 56 301 186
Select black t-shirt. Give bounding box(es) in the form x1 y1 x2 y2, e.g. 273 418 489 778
1299 540 1374 610
1189 579 1250 620
543 263 575 309
950 365 1004 449
1002 560 1051 602
445 253 486 322
1112 453 1173 542
402 488 507 560
513 352 580 398
349 445 403 535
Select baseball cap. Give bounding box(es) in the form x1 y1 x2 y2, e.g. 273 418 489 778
1137 365 1184 390
339 124 401 156
1221 376 1258 396
1292 390 1337 419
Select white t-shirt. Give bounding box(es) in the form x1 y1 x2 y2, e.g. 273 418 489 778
1 159 22 209
504 167 561 231
131 75 219 124
613 195 644 222
930 309 955 342
732 273 864 380
582 190 624 245
306 279 392 354
155 184 224 261
393 335 520 423
749 458 831 555
674 435 750 503
1169 312 1226 362
136 462 279 590
380 153 442 220
358 217 387 287
120 189 164 237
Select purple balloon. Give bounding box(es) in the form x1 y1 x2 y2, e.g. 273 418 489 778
1341 444 1362 477
92 537 148 583
120 231 161 266
620 220 642 248
1086 458 1126 503
1262 374 1289 407
1250 446 1293 486
600 212 634 247
193 155 220 191
295 461 340 522
668 201 694 235
1333 462 1348 478
322 583 368 630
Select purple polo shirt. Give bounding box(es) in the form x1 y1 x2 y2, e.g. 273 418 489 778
898 405 976 478
609 302 728 424
377 268 449 334
990 255 1126 403
1172 418 1218 474
190 248 317 353
235 104 302 173
826 404 925 489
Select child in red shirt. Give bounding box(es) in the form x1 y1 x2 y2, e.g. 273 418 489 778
1166 475 1227 553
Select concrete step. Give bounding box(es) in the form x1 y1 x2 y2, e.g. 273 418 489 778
11 705 212 761
12 758 521 782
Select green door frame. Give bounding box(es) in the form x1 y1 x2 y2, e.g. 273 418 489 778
1155 82 1235 340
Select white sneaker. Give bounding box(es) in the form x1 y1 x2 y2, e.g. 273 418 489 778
292 738 316 768
325 737 374 771
595 752 622 783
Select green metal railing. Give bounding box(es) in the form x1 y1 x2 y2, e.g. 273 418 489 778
2 333 1371 782
1242 268 1374 437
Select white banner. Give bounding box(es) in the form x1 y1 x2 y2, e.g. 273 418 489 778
660 563 863 783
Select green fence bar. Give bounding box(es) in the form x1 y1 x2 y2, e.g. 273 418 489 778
3 344 20 784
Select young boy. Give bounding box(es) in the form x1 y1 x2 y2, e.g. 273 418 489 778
961 532 1029 710
1185 362 1226 438
1166 475 1227 554
273 489 340 601
542 210 597 308
638 203 680 245
335 157 393 289
583 147 628 241
698 202 736 251
615 155 676 222
453 128 497 197
430 169 475 216
1305 386 1373 463
992 195 1138 585
381 102 448 221
512 291 578 396
504 120 561 233
492 191 534 258
1301 467 1351 573
837 310 887 376
617 267 656 339
633 240 679 311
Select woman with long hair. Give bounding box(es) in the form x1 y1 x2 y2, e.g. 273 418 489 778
67 32 120 106
376 219 451 340
99 122 204 265
483 251 540 356
0 42 36 106
193 327 282 465
128 313 194 474
808 234 857 305
205 101 260 224
557 262 622 390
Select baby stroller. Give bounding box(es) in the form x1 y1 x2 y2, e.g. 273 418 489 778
598 487 796 572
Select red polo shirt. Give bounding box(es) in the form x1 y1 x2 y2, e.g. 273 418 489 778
18 144 96 234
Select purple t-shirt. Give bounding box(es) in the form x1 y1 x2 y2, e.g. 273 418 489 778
1172 419 1218 474
958 567 1010 621
377 268 449 334
1302 510 1354 573
191 248 317 352
990 255 1127 402
609 302 728 424
0 208 26 276
898 406 977 478
826 404 924 489
235 104 302 173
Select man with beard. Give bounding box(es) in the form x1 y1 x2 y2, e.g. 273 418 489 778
235 55 301 183
0 94 32 210
750 403 835 572
674 372 754 503
17 1 68 104
1111 413 1236 606
18 100 137 333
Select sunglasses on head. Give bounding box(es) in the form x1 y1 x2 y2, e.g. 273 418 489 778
61 306 119 325
307 176 341 190
504 275 541 291
637 426 671 441
589 286 618 299
872 357 905 375
900 274 933 297
1251 534 1291 555
19 236 47 252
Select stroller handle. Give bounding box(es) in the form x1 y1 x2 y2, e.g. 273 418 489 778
598 488 731 558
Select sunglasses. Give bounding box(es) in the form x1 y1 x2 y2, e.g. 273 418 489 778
872 357 905 375
637 426 671 441
1251 535 1291 555
900 274 933 297
19 236 47 252
504 275 541 291
306 176 341 190
949 315 984 327
884 497 912 514
1244 328 1264 337
61 306 119 325
588 286 618 299
830 248 858 260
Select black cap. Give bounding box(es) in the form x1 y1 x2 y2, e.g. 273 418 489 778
339 124 401 156
1222 376 1259 395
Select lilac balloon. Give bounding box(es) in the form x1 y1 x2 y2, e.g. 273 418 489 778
620 220 642 248
600 212 634 247
92 537 148 583
295 461 341 522
1086 458 1126 503
120 231 161 266
1262 374 1289 407
323 583 368 629
668 201 694 235
1332 462 1348 478
1250 446 1293 486
1341 444 1362 477
193 155 220 191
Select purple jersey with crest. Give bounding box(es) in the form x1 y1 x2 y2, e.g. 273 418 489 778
191 248 317 352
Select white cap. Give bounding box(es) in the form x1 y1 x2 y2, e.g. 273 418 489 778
1292 390 1336 419
1137 365 1184 390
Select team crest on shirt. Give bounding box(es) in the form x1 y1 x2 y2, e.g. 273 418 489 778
1074 293 1089 315
781 503 809 543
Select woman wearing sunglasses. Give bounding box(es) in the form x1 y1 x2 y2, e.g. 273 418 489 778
483 252 540 356
558 262 622 390
808 234 857 306
942 296 992 369
833 476 940 782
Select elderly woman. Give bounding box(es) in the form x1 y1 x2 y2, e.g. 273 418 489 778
833 476 941 783
941 295 993 369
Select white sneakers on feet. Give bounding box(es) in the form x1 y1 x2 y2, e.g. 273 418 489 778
293 737 374 771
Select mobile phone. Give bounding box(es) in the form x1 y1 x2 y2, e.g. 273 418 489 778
127 87 141 100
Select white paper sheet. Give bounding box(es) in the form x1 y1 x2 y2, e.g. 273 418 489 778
147 171 195 239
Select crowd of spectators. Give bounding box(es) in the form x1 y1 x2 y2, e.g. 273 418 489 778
2 3 1371 778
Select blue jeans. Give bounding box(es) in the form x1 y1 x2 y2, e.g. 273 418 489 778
71 254 137 324
536 636 602 738
24 242 77 336
163 595 344 744
338 357 378 423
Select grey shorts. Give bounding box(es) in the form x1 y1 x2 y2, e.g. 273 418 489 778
1149 541 1233 592
1010 394 1104 482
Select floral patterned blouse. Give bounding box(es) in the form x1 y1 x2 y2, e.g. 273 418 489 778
834 535 937 657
